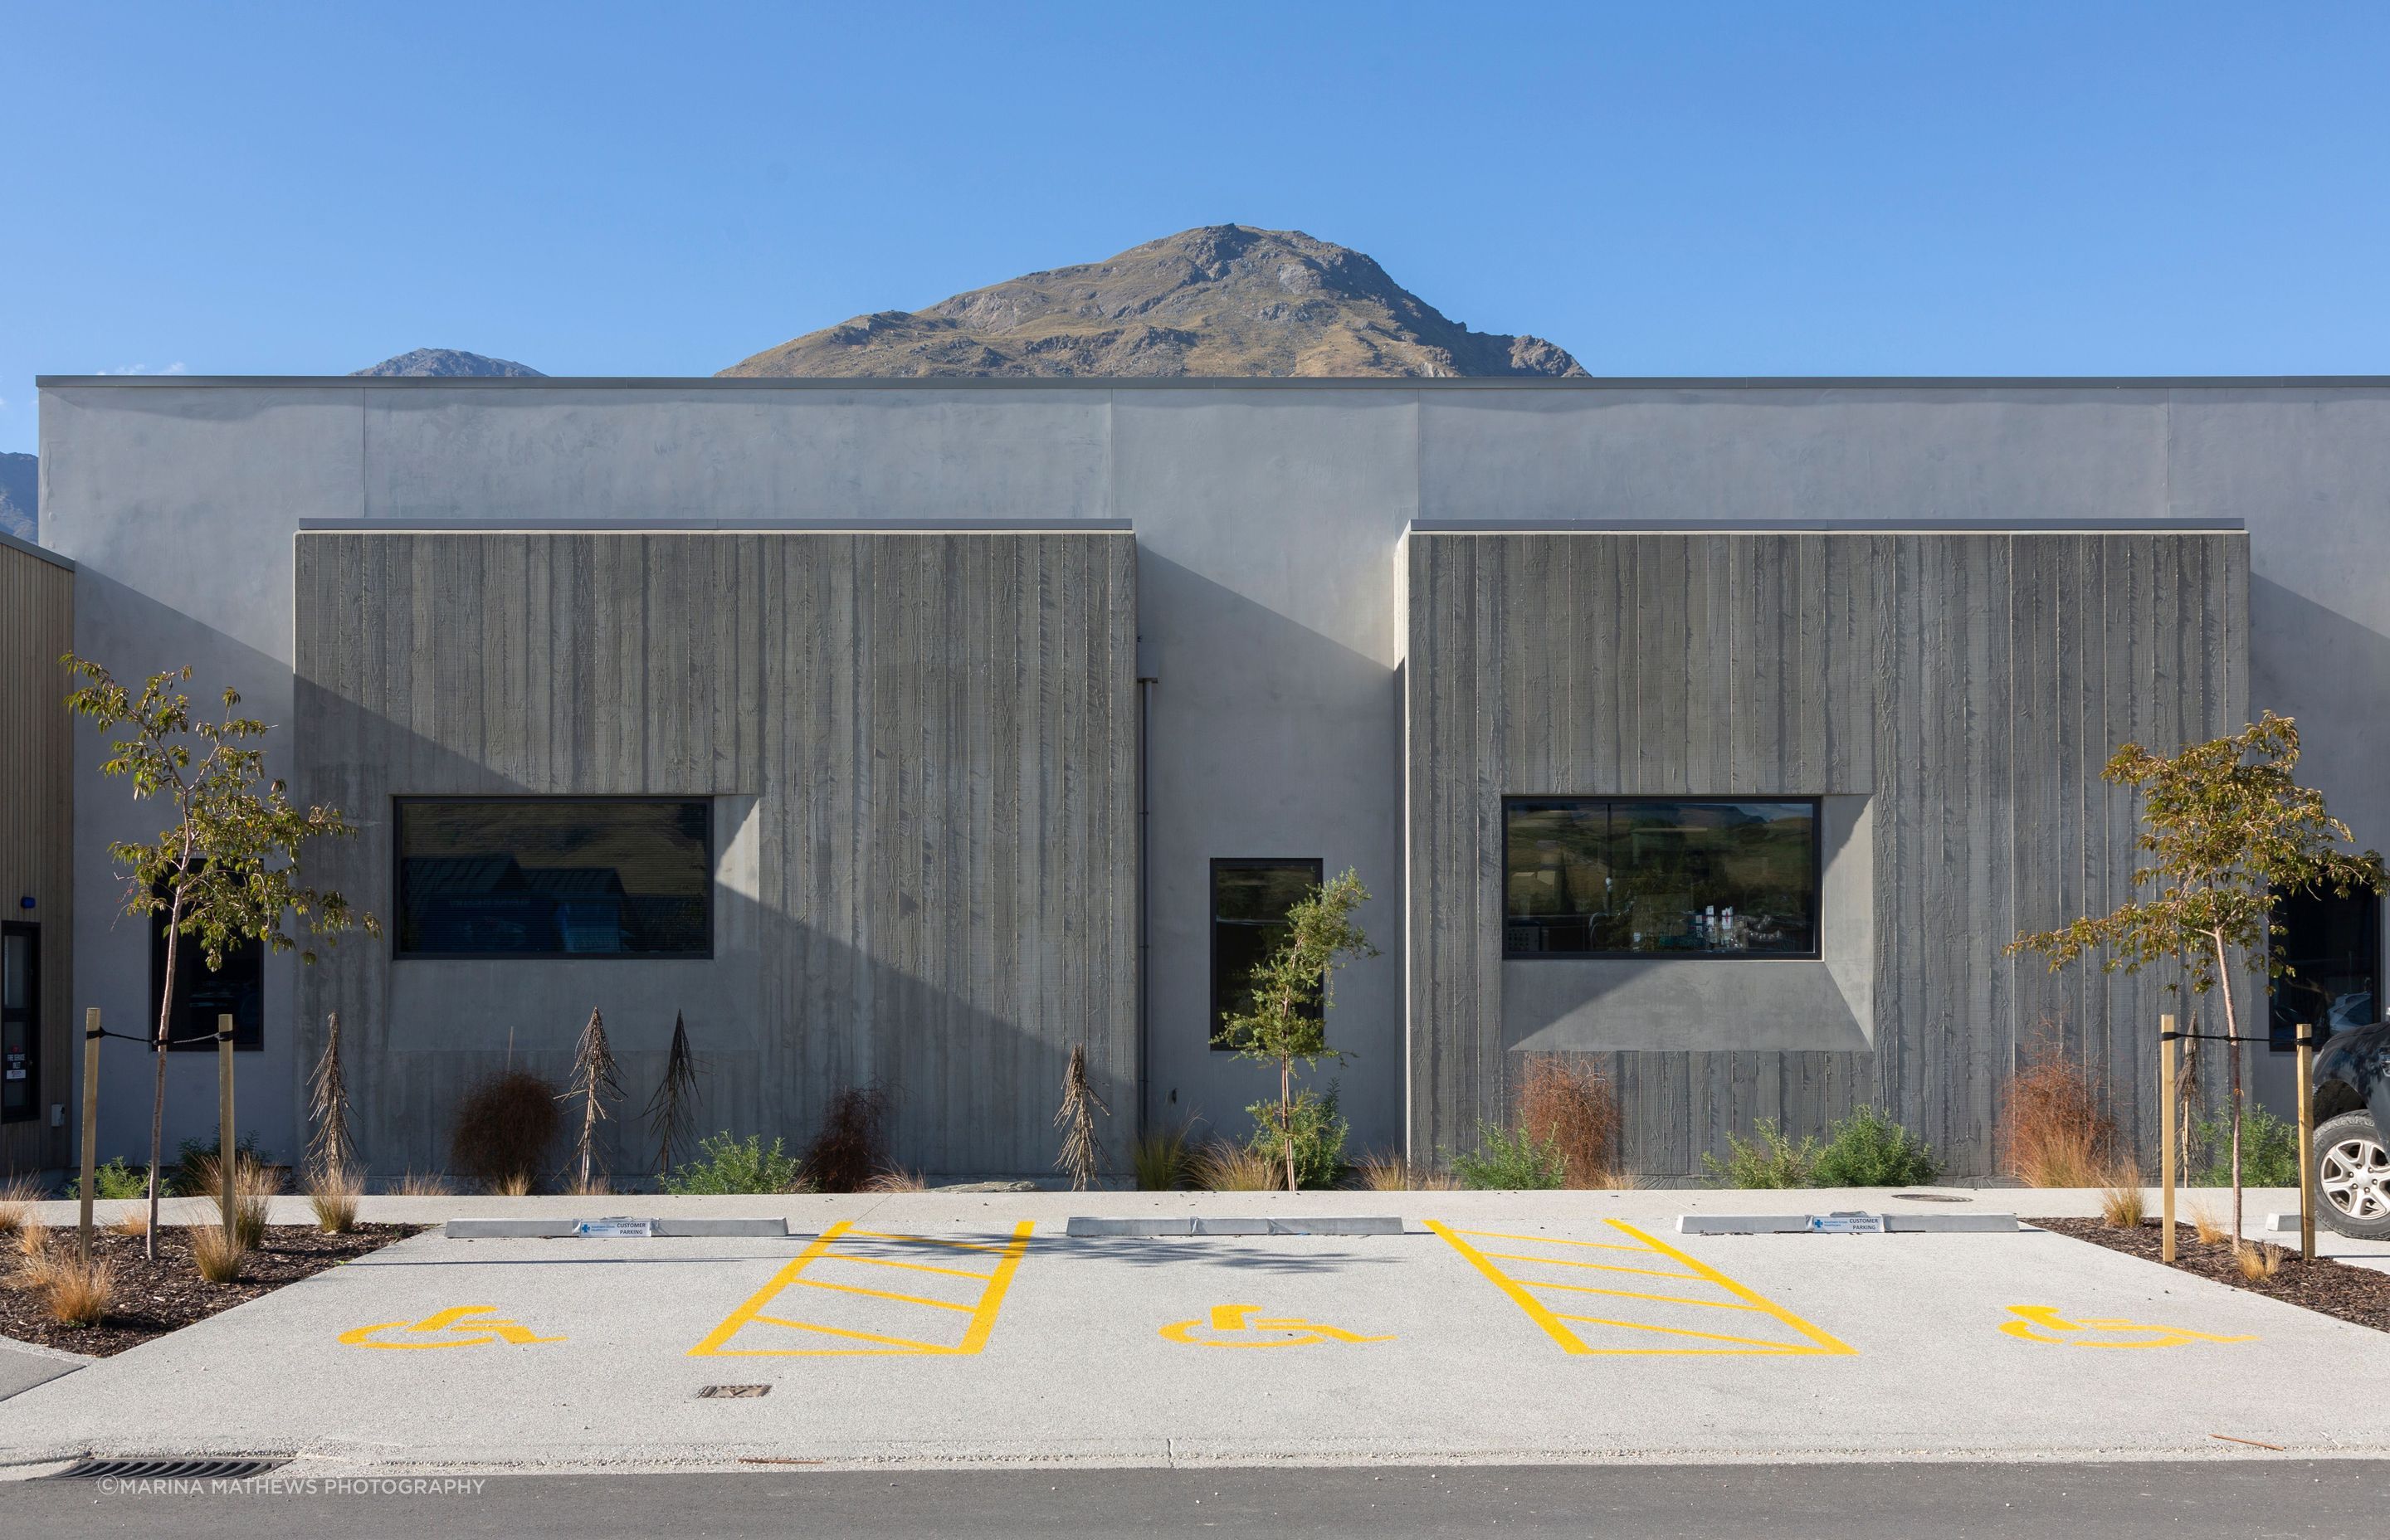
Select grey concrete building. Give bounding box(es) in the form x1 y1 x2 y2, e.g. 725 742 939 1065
22 375 2388 1182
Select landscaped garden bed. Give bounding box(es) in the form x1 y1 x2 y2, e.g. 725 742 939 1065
0 1223 421 1357
2041 1216 2390 1334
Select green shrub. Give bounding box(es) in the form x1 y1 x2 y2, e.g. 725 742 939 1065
70 1157 159 1201
2192 1103 2300 1187
1241 1088 1349 1190
1811 1105 1940 1187
173 1132 262 1196
661 1132 808 1195
1132 1117 1196 1192
1702 1108 1939 1188
1453 1123 1566 1190
1702 1119 1819 1188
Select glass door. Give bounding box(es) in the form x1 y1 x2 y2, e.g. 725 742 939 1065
1 923 35 1122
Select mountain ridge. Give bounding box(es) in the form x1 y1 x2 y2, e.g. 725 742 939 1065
0 451 34 541
722 226 1583 380
353 348 544 378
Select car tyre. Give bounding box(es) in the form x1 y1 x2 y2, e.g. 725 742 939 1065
2312 1110 2390 1240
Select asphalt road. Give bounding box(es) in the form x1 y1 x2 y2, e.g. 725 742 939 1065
11 1461 2386 1538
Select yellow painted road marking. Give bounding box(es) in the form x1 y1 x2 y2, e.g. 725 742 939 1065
689 1220 1034 1357
1997 1304 2258 1349
1158 1303 1396 1348
1427 1219 1856 1357
1475 1250 1705 1279
340 1305 566 1350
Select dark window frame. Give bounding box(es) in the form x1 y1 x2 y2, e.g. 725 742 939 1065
1500 795 1826 962
1208 856 1324 1052
393 796 716 962
1 921 37 1121
149 899 266 1053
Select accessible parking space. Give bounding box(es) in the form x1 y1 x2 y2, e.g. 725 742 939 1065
7 1201 2390 1472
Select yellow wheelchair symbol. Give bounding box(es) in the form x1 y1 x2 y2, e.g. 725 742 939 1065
1997 1304 2256 1350
1158 1303 1393 1349
339 1305 568 1350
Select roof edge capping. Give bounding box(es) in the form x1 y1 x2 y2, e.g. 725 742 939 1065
295 517 1134 534
1407 518 2248 534
0 526 74 570
37 373 2390 391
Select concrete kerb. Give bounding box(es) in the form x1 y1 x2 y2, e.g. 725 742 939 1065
22 1186 2311 1230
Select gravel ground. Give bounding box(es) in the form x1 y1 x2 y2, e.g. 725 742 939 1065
0 1224 419 1357
2040 1216 2390 1333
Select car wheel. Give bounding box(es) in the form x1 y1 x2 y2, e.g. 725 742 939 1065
2312 1111 2390 1240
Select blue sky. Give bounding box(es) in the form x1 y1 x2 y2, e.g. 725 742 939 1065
6 2 2388 455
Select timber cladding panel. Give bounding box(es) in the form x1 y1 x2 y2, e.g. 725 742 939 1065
1404 529 2252 1180
293 529 1137 1177
0 540 72 1172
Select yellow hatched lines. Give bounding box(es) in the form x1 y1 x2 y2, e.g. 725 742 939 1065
689 1219 1033 1357
1426 1219 1855 1357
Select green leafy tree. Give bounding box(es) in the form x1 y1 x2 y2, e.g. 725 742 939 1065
2007 712 2385 1250
1217 868 1378 1192
64 658 378 1255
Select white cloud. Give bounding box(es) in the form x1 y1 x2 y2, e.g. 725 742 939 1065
97 361 188 376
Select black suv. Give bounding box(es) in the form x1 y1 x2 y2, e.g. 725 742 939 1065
2311 1021 2390 1238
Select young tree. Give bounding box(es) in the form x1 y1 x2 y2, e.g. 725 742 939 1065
1218 868 1378 1192
64 658 378 1255
2008 712 2385 1250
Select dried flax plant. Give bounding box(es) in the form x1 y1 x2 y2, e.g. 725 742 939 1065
645 1011 702 1182
560 1008 625 1193
308 1011 357 1177
306 1011 361 1231
1053 1045 1109 1192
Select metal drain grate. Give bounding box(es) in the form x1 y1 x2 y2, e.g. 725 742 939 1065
1891 1192 1973 1203
697 1384 771 1399
46 1457 290 1481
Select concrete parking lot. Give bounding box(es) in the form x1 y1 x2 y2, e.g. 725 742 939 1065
2 1189 2387 1475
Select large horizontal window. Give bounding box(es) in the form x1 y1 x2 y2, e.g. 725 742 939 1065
397 798 713 958
1505 797 1820 959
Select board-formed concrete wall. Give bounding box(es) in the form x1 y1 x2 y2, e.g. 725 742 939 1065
1404 528 2254 1178
291 528 1138 1177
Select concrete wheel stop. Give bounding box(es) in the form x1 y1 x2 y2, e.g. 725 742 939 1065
1677 1211 2020 1235
442 1216 791 1240
1064 1216 1405 1237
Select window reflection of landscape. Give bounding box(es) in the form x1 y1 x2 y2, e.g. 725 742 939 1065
1504 797 1820 959
397 799 713 958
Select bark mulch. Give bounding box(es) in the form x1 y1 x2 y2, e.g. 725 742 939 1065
0 1223 421 1358
2041 1215 2390 1334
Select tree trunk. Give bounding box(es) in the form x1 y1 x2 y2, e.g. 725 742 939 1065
1280 1057 1296 1193
146 892 184 1260
2213 930 2245 1255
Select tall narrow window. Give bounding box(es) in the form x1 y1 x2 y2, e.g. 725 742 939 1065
1 923 36 1120
1504 797 1821 959
1210 859 1323 1049
2270 885 2382 1050
152 908 264 1052
397 798 714 959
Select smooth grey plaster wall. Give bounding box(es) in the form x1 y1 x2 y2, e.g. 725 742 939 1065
291 529 1137 1177
1112 393 1414 1151
43 387 366 1167
37 378 2378 1167
1403 529 2251 1179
